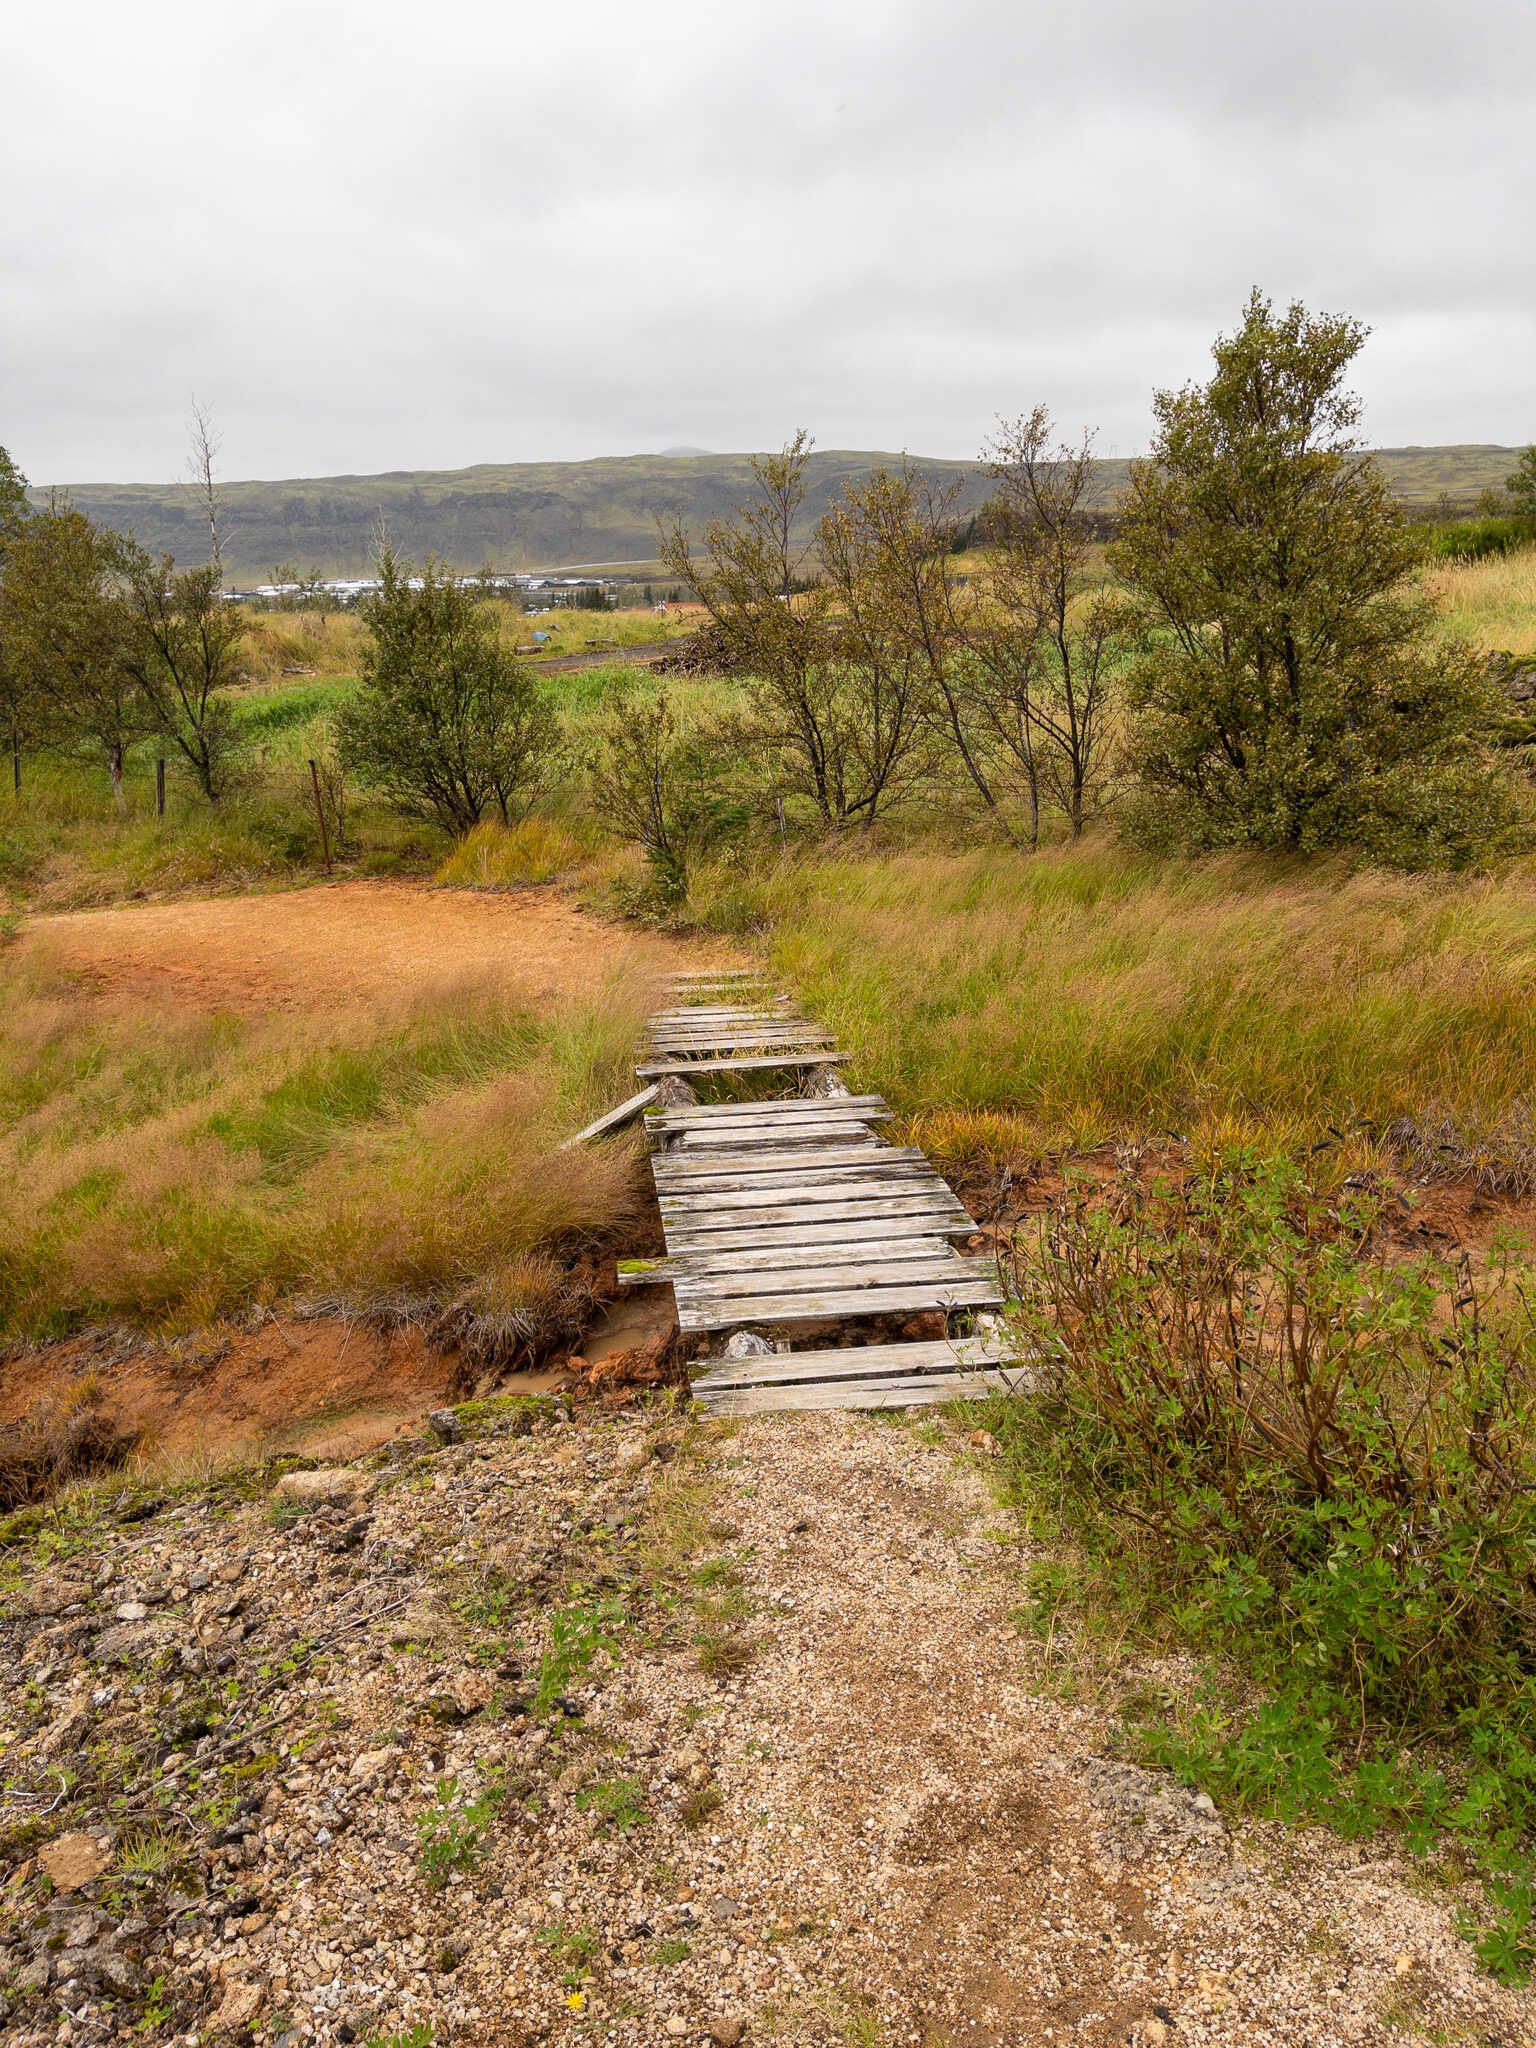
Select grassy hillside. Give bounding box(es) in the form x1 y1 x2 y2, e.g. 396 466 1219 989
42 450 991 581
38 444 1526 579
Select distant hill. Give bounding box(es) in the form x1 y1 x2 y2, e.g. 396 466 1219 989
36 444 1524 581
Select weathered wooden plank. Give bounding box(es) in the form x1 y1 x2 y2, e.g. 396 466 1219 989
654 1144 924 1180
659 1174 956 1213
673 1245 992 1287
692 1334 1018 1390
676 1277 1001 1331
646 1036 836 1056
667 969 769 984
558 1084 660 1150
648 1011 818 1030
662 1215 974 1253
646 1095 888 1124
661 1235 957 1276
636 1051 849 1079
649 1009 793 1026
693 1368 1016 1415
673 1256 996 1302
654 1161 935 1197
646 1032 833 1051
672 1122 881 1149
664 1200 974 1245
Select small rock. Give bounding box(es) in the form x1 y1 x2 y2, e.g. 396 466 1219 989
710 2018 745 2045
722 1330 774 1360
20 1575 92 1619
616 1439 653 1475
270 1468 374 1512
665 2022 689 2039
1393 1951 1414 1975
427 1408 462 1445
349 1748 396 1783
15 1955 51 1994
40 1832 111 1892
83 1939 137 1996
114 1601 148 1622
1190 1791 1217 1818
208 1978 265 2034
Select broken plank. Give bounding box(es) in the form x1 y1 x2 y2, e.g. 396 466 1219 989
693 1368 1017 1416
692 1334 1019 1390
559 1084 660 1149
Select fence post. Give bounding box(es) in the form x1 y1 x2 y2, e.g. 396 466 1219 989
155 758 166 819
309 758 333 873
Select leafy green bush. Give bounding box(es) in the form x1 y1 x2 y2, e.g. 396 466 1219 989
995 1153 1536 1975
1426 516 1535 562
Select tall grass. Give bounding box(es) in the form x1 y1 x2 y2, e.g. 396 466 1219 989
1428 542 1536 659
690 840 1536 1171
0 951 652 1349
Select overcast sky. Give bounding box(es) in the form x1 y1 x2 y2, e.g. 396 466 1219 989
5 0 1534 485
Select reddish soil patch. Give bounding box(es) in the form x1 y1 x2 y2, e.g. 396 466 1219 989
19 878 720 1012
947 1140 1536 1268
0 1318 460 1471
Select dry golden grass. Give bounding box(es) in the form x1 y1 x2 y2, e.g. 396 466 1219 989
1427 543 1536 657
0 952 651 1347
433 817 591 888
693 839 1536 1173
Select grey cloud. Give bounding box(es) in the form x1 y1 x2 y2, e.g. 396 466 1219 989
2 0 1533 484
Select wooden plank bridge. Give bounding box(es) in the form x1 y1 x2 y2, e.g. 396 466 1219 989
616 966 1021 1415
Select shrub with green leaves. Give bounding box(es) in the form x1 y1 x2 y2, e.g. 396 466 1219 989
336 551 558 839
996 1152 1536 1975
1110 292 1524 869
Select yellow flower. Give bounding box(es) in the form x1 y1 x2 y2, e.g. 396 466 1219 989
566 1991 586 2013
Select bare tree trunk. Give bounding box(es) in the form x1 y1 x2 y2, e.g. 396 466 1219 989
189 399 224 579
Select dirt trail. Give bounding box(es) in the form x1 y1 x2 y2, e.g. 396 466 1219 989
19 879 720 1012
6 1407 1525 2046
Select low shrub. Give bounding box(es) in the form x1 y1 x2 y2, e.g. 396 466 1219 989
994 1152 1536 1974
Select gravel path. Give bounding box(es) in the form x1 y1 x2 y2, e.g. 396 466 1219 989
3 1402 1530 2046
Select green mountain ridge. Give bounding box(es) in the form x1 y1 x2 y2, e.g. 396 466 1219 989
34 444 1524 580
